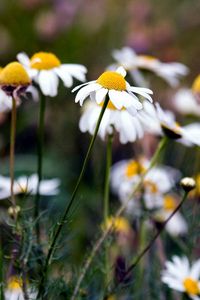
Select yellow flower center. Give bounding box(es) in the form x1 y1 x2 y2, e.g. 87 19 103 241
30 52 61 70
0 62 31 86
192 74 200 93
144 180 158 194
97 71 126 91
139 55 157 62
104 216 131 234
7 276 22 290
163 195 177 211
183 278 200 295
126 161 146 178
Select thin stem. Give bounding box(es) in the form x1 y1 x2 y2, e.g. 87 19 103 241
10 98 17 211
71 136 168 300
34 93 46 244
37 96 109 299
0 245 4 300
113 191 189 290
104 133 113 287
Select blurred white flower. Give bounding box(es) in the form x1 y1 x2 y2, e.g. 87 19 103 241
5 276 36 300
174 88 200 116
17 51 87 97
156 103 200 146
79 100 145 144
0 89 12 112
111 47 188 87
72 66 153 115
0 174 60 200
154 194 188 236
161 256 200 300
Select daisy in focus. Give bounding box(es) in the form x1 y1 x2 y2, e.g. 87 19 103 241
79 100 145 144
5 276 36 300
17 51 87 97
161 256 200 299
111 47 188 87
0 174 60 200
72 66 153 116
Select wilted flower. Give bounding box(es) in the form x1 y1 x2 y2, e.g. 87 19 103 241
17 51 87 97
73 66 153 115
0 174 60 200
0 62 31 98
161 256 200 300
111 47 188 87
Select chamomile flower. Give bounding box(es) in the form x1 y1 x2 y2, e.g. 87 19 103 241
5 276 36 300
79 100 145 143
72 66 153 115
154 194 188 236
174 88 200 117
156 103 200 146
17 51 87 97
0 174 60 200
0 62 31 98
112 47 188 87
161 256 200 300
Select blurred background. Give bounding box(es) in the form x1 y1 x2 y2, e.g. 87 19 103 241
0 0 200 265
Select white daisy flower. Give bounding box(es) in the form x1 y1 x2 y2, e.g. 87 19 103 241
174 88 200 117
154 194 188 236
17 51 87 97
72 66 153 116
79 100 145 144
112 47 189 87
5 276 36 300
111 158 179 210
156 103 200 146
0 174 60 200
161 256 200 299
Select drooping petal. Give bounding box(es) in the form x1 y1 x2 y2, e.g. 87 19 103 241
38 70 59 97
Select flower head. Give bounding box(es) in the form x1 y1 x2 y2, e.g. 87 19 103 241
73 66 153 115
5 276 36 300
103 216 131 236
0 174 60 200
112 47 188 87
17 51 87 97
0 62 31 97
180 177 196 192
161 256 200 299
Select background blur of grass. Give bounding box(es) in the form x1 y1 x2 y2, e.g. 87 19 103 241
0 0 200 266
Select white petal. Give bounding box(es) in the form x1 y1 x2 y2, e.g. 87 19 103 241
121 91 143 110
190 260 200 280
95 88 108 104
38 70 59 97
17 52 30 67
75 83 101 105
116 66 127 77
108 90 123 109
55 67 73 88
72 80 95 92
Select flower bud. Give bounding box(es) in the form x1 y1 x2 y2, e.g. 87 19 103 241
180 177 196 192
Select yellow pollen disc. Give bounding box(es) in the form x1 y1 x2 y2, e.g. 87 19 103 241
0 62 31 86
97 71 126 91
104 216 131 234
126 161 146 178
163 195 177 211
98 100 125 110
30 52 61 70
183 278 200 295
7 276 22 290
139 55 157 62
192 74 200 93
144 180 158 194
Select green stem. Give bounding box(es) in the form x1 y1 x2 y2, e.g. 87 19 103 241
10 98 17 217
34 93 46 244
118 191 189 286
71 136 168 300
37 96 109 299
104 133 113 287
0 246 4 300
